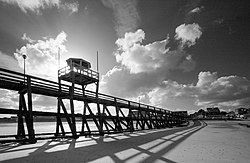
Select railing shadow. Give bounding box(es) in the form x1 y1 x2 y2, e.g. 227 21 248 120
0 120 206 163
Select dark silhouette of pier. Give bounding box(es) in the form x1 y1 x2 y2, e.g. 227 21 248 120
0 60 188 144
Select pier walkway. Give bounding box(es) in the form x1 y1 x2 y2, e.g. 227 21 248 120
0 67 187 143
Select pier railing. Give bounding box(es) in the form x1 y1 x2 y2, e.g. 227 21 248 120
0 67 188 143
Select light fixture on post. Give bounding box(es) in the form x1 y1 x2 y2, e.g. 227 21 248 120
22 54 27 83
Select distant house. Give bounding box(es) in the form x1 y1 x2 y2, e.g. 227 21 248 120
172 111 188 117
207 107 220 114
235 108 250 119
227 111 236 118
206 107 224 119
243 113 250 119
235 108 249 115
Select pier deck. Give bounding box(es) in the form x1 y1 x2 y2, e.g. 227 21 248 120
0 67 187 143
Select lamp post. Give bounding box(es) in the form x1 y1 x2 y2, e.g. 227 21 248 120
22 54 26 83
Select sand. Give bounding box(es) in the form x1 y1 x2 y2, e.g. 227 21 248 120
0 120 250 163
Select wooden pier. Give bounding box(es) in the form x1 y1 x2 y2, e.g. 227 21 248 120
0 64 188 144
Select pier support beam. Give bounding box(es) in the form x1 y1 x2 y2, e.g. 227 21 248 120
16 77 36 143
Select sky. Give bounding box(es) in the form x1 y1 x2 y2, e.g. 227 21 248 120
0 0 250 114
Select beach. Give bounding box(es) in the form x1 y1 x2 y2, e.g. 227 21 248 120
1 120 250 163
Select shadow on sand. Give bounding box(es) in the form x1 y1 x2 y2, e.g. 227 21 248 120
0 120 206 163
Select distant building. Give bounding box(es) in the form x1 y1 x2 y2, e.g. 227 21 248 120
172 111 188 117
206 107 226 119
207 107 220 114
235 108 250 119
235 108 249 115
227 111 236 118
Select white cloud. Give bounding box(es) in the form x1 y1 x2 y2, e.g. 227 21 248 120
101 0 139 37
196 71 217 87
62 1 79 14
189 6 203 14
0 89 19 109
116 29 145 51
1 32 68 112
0 0 79 14
175 23 202 47
115 29 195 74
100 66 163 98
146 71 250 110
14 31 68 79
101 28 198 99
196 72 250 106
190 7 200 13
22 33 35 43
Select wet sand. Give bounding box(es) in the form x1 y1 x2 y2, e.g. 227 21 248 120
0 120 249 163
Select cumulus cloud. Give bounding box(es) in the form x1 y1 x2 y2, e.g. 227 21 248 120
146 71 250 110
101 28 198 98
100 66 164 98
101 0 140 37
0 0 79 14
115 29 196 74
195 72 250 106
147 82 196 110
1 31 68 112
14 31 68 79
175 23 202 47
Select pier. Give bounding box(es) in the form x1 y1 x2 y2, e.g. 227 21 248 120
0 59 187 144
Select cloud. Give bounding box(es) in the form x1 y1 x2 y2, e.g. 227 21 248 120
188 6 203 14
0 31 68 112
195 72 250 106
61 1 79 14
115 29 196 74
0 89 19 109
101 28 199 98
0 0 79 14
175 23 202 47
100 66 164 98
115 29 145 51
182 0 203 23
147 82 196 110
146 71 250 110
14 31 68 79
21 33 35 43
101 0 140 37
